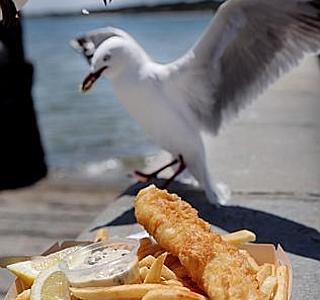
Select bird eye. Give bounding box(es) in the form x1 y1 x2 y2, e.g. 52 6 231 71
103 54 111 62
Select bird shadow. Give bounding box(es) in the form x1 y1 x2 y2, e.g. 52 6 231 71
91 179 320 261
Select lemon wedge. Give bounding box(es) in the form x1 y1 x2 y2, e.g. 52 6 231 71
30 266 70 300
6 260 38 288
7 246 81 288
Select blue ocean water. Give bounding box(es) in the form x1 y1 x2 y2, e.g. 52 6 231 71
23 12 212 175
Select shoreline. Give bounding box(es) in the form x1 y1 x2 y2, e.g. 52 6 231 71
24 1 222 19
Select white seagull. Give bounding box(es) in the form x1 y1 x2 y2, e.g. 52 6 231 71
71 0 320 204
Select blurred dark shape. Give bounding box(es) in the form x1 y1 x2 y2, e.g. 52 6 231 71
0 18 47 190
0 0 18 27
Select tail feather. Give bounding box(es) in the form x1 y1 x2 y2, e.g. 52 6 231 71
188 157 229 205
202 168 231 205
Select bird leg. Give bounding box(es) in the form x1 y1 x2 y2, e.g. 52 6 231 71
162 154 186 188
134 157 179 182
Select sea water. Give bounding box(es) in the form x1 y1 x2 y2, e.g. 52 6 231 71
24 12 212 178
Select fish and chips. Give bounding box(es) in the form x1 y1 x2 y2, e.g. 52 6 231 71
135 186 289 300
6 186 289 300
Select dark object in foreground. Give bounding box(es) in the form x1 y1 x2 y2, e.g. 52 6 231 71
0 0 17 27
0 19 47 189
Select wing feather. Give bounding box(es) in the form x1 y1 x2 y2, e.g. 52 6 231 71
175 0 320 134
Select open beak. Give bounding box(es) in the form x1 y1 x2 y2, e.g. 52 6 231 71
103 0 112 5
81 66 108 92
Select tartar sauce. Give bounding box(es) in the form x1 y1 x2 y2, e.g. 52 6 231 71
62 239 140 288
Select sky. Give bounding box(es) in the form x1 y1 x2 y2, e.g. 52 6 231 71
23 0 188 14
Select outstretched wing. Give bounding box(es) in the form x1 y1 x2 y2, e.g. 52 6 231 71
70 27 129 64
174 0 320 134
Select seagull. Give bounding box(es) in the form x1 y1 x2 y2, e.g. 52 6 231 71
71 0 320 204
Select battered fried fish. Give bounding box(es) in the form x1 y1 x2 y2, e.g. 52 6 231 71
134 186 267 300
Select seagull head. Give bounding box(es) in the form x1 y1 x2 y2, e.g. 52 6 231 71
81 35 149 92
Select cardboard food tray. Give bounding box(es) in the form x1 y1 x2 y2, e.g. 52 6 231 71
5 241 293 300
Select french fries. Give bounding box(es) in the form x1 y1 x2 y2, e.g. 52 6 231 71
222 230 256 245
141 288 208 300
144 252 167 283
9 228 290 300
70 284 189 300
161 279 184 287
239 249 260 272
257 264 274 285
75 229 289 300
273 266 289 300
139 266 149 282
139 255 156 268
139 255 177 280
15 289 30 300
260 275 278 299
